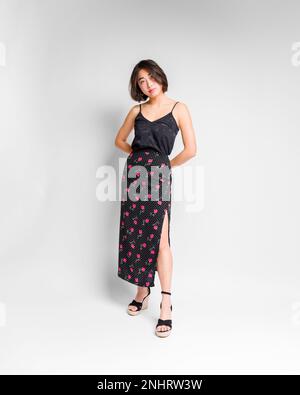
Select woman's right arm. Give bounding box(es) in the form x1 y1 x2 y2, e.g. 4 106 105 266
114 105 138 154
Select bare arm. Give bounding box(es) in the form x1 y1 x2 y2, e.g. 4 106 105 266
170 103 197 168
114 105 138 154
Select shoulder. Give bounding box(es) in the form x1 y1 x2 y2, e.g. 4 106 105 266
173 102 192 129
174 101 189 113
174 101 192 119
126 103 141 121
172 101 189 115
129 103 141 114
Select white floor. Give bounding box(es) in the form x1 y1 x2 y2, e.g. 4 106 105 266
1 271 299 374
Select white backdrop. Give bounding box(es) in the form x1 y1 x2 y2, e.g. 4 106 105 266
0 0 299 374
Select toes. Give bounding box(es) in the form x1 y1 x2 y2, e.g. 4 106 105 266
157 326 169 332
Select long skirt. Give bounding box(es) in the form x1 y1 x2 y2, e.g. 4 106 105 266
117 148 172 288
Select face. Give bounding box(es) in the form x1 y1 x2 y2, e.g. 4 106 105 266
137 69 161 97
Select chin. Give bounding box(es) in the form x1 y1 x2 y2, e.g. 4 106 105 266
149 89 159 96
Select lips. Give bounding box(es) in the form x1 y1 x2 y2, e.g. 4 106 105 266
149 88 156 93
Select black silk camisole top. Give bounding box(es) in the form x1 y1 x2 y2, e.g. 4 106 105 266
131 101 180 156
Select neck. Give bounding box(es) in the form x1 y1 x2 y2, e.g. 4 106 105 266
147 92 168 107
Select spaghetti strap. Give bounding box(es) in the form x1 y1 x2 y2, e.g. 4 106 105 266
171 101 179 113
139 103 142 114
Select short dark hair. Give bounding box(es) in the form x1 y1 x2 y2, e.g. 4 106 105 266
129 59 168 102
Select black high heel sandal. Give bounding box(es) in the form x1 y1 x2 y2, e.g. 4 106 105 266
127 286 151 316
155 290 173 337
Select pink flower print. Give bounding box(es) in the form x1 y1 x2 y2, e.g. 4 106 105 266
134 220 137 225
148 194 152 199
153 225 158 230
135 278 139 283
157 201 162 205
128 164 132 169
138 229 142 234
146 282 150 286
143 242 147 247
148 159 153 163
150 234 154 239
125 211 129 216
135 196 139 201
148 273 153 278
148 258 152 263
130 267 133 272
127 251 132 257
154 209 158 214
136 172 140 177
150 250 155 254
128 275 132 279
131 244 135 248
132 203 136 208
145 218 149 223
138 157 142 161
141 267 146 272
130 227 134 232
123 258 127 262
136 253 140 258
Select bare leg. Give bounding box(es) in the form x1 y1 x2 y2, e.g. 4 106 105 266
156 209 173 331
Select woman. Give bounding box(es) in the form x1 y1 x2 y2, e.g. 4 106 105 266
115 59 197 337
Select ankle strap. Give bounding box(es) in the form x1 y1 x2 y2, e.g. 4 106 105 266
161 291 171 295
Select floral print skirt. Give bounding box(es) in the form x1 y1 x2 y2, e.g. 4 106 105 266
117 148 172 287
